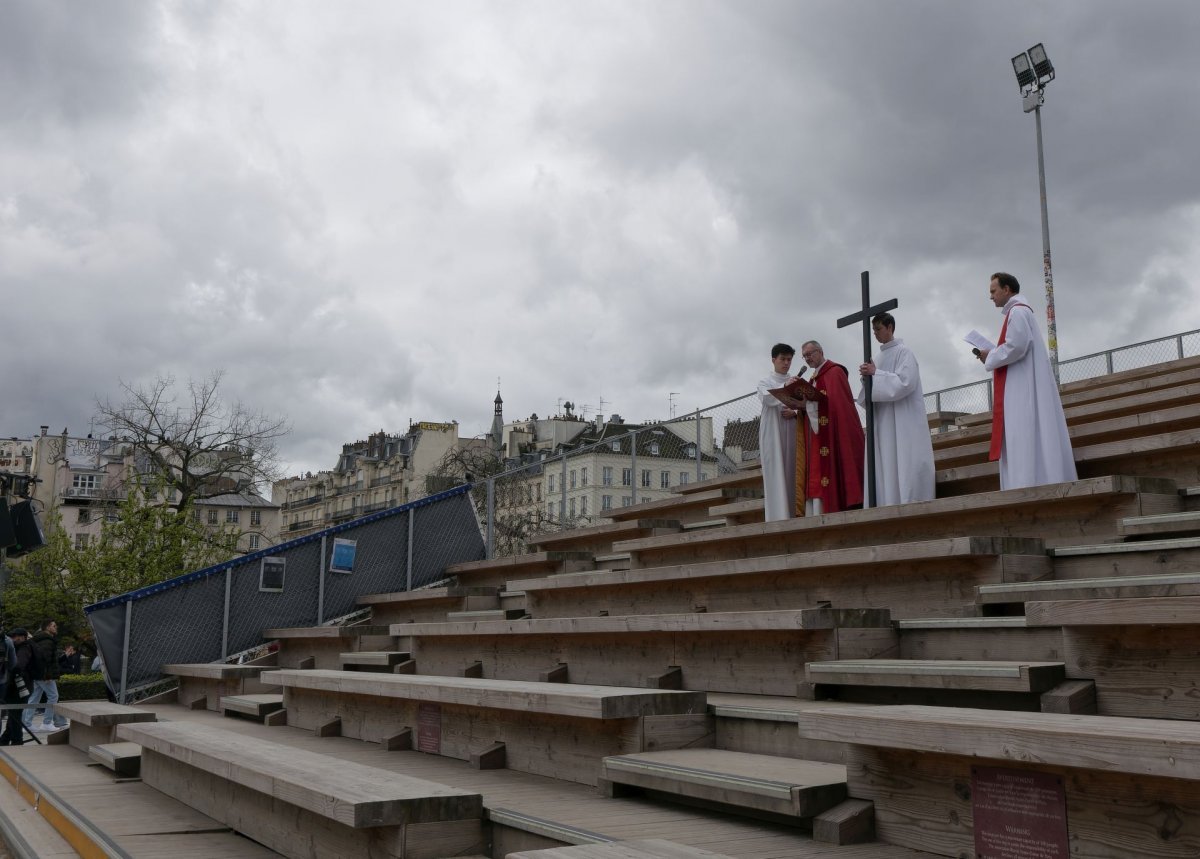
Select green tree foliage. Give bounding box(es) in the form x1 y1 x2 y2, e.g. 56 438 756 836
3 482 239 641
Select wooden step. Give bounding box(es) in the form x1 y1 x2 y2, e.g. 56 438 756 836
445 608 529 621
599 749 846 819
1025 594 1200 626
506 838 739 858
220 693 285 719
1050 534 1200 578
674 467 762 495
446 551 595 589
979 572 1200 607
528 520 681 556
88 741 142 778
1119 510 1200 539
793 702 1200 780
339 651 412 670
602 489 757 526
263 624 391 639
895 616 1063 663
805 659 1065 693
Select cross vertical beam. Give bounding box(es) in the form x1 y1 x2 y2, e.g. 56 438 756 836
836 271 898 508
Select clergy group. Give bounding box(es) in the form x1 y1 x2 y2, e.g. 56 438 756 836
758 272 1076 522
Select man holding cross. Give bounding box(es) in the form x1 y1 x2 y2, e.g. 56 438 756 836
800 341 865 514
858 312 936 505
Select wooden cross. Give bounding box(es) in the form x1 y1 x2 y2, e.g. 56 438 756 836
836 271 898 508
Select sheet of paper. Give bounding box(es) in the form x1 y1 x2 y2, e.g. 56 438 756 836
963 330 996 352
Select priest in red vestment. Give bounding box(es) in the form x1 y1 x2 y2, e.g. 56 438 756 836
799 340 865 513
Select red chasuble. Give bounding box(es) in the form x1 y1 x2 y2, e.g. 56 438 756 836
805 361 866 513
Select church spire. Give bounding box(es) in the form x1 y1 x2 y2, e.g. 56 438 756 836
489 388 504 452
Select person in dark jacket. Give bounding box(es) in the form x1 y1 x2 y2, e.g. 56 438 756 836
26 619 65 731
58 642 82 675
1 629 35 745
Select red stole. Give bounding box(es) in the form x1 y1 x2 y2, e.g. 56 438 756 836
988 301 1028 461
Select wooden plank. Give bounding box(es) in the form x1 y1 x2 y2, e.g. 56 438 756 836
1120 510 1200 538
264 669 707 719
600 749 846 818
88 742 142 778
221 694 284 718
1061 625 1200 720
1025 595 1200 626
263 625 390 639
392 608 891 637
505 838 740 858
978 571 1200 605
55 702 156 728
806 659 1065 693
812 798 875 845
357 586 499 607
116 720 482 827
793 703 1200 779
1040 680 1097 714
161 663 264 680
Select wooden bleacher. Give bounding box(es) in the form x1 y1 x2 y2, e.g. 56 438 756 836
6 352 1200 857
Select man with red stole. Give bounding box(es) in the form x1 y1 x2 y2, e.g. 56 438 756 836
799 340 865 514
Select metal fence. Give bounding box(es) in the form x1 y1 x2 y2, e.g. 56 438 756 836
84 486 483 701
923 328 1200 417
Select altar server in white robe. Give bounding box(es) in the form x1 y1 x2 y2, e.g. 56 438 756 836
757 343 801 521
857 312 936 506
978 272 1077 490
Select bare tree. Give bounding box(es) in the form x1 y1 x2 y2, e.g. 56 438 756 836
95 372 290 510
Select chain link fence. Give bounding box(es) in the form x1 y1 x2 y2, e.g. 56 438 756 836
924 328 1200 418
475 393 763 558
85 486 483 701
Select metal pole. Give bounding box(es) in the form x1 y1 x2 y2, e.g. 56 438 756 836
119 601 132 704
221 567 231 660
695 415 702 481
406 506 414 591
317 535 326 624
486 477 495 559
1035 103 1059 382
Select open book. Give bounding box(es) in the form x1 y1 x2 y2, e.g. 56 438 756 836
768 375 819 409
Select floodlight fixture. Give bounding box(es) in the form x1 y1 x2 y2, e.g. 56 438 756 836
1011 52 1035 91
1028 43 1055 85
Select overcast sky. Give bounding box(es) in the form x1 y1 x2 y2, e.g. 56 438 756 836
4 1 1199 479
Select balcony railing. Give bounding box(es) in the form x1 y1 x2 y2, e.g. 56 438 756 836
61 486 127 501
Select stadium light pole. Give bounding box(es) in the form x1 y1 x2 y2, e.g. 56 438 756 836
1011 43 1059 379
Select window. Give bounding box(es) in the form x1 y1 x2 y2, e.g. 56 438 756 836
649 441 660 455
641 497 650 504
701 472 709 481
640 469 651 488
77 508 91 524
74 533 90 550
660 471 670 488
581 467 588 486
679 472 690 485
569 498 576 518
549 474 556 492
226 510 240 524
684 444 696 458
250 509 262 526
72 473 99 490
547 502 554 517
621 496 632 507
580 496 588 516
611 440 621 452
536 483 542 501
105 509 119 523
601 495 612 510
207 509 219 525
621 468 632 486
602 466 613 487
249 535 260 550
570 470 577 489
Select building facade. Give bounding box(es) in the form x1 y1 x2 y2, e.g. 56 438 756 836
273 422 459 538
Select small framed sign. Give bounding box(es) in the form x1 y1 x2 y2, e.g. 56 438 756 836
260 556 286 592
329 538 357 574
